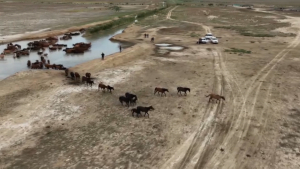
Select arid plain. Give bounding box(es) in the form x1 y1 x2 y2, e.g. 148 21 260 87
1 1 300 169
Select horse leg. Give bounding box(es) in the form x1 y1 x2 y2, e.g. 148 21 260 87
184 91 187 96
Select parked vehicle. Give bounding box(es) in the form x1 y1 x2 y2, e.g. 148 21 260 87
205 33 213 39
210 37 219 44
198 37 209 44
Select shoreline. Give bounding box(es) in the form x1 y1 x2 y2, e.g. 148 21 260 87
0 24 146 83
0 19 113 45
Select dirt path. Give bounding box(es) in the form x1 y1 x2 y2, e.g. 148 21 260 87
161 6 300 169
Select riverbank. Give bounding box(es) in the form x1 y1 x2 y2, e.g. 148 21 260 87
0 20 112 45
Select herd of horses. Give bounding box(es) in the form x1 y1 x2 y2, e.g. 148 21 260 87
0 28 88 68
64 70 225 118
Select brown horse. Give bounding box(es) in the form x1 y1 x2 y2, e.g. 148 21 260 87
154 87 169 97
65 69 69 76
86 79 94 87
0 53 4 59
85 72 91 78
74 72 80 81
27 60 31 67
82 76 88 83
206 94 225 103
98 83 107 91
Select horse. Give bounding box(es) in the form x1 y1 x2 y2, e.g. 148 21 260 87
136 106 154 118
86 79 94 87
0 53 4 59
85 72 91 78
98 83 107 91
206 94 225 103
131 108 141 117
65 69 69 76
154 87 169 97
27 60 31 67
74 72 80 81
82 76 88 83
177 87 191 96
119 96 131 107
107 85 114 93
70 72 75 79
125 92 138 105
151 37 154 42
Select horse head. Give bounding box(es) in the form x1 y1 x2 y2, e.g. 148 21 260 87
149 106 155 110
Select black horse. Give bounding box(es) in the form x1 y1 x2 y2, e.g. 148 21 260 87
136 106 154 118
107 85 114 93
86 80 94 87
131 108 141 117
125 92 138 105
177 87 191 96
119 96 131 107
70 72 75 80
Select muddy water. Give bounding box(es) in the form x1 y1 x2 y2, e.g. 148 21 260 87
0 28 132 80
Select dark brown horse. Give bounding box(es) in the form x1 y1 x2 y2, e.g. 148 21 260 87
98 83 107 91
0 53 4 59
119 96 131 107
74 72 80 81
27 60 31 67
154 87 169 97
177 87 190 96
65 69 69 76
136 106 154 118
107 85 114 93
86 79 94 87
82 76 88 83
131 108 141 117
85 72 91 78
206 94 225 103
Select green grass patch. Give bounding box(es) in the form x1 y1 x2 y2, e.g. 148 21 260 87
87 7 168 34
225 48 251 54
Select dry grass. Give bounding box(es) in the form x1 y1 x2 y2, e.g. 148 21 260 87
171 6 295 37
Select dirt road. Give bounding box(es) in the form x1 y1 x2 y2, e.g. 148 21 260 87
161 6 300 169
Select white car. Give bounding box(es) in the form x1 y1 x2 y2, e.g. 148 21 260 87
199 37 208 44
210 37 219 44
205 33 213 39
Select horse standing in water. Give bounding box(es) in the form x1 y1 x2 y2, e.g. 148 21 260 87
0 53 4 59
206 94 225 103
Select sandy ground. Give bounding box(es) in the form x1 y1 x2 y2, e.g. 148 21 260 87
1 5 300 169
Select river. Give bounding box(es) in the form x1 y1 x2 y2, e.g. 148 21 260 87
0 28 132 80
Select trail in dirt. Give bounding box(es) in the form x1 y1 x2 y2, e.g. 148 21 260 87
162 6 300 169
166 6 178 20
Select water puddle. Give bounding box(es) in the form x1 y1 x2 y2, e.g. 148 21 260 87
155 43 185 55
0 27 133 80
